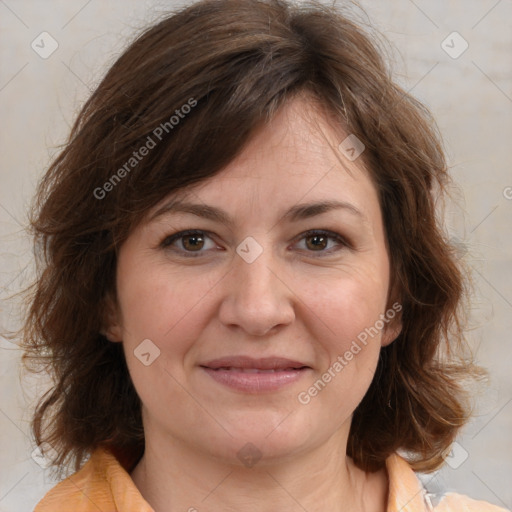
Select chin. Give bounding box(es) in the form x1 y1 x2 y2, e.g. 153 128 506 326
202 416 317 468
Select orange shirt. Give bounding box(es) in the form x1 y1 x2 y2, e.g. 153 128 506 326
34 448 509 512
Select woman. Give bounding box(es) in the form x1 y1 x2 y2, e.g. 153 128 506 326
22 0 508 510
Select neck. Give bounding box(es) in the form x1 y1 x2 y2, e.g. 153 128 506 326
130 426 388 512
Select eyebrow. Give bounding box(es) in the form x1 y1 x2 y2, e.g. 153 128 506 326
150 199 366 227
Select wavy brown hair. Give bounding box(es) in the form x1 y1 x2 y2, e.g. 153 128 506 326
21 0 485 477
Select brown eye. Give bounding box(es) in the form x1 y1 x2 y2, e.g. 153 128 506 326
305 233 329 251
294 229 349 255
181 233 205 251
160 230 217 257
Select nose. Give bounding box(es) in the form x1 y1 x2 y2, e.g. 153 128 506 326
218 242 295 337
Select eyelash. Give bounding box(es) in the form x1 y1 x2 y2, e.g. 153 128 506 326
159 229 351 258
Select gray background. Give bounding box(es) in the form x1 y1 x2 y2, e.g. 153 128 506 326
1 1 511 510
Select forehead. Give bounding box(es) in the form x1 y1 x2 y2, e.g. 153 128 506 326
150 95 379 218
217 95 362 178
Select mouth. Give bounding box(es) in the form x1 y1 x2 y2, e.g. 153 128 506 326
199 356 312 392
206 367 309 373
201 356 310 370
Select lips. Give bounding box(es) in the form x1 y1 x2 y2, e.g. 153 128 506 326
200 356 310 371
199 356 311 392
212 368 297 373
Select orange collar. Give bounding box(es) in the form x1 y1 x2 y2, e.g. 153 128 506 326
35 448 433 512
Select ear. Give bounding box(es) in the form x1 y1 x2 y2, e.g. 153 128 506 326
100 292 123 343
381 300 403 347
381 269 403 347
381 317 402 346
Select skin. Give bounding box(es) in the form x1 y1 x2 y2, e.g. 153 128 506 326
105 94 401 512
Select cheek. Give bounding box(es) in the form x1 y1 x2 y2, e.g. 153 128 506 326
116 252 217 343
115 256 218 410
298 261 390 348
296 271 388 415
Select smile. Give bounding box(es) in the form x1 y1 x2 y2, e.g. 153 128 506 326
211 367 306 373
200 365 310 392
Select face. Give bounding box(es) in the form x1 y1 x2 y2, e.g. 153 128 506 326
107 96 400 466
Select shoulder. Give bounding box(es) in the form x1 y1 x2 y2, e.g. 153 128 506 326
432 492 510 512
33 448 153 512
385 453 510 512
33 449 114 512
